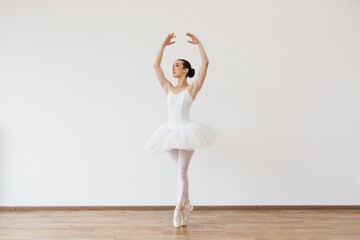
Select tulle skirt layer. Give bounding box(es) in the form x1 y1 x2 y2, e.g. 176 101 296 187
144 120 218 154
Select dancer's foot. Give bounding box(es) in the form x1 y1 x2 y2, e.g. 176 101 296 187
181 200 194 227
173 203 183 228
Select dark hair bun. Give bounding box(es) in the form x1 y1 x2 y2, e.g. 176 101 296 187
187 68 195 78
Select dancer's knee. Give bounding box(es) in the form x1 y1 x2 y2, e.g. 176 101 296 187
177 168 187 178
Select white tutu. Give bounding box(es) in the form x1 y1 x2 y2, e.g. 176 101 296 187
144 120 218 154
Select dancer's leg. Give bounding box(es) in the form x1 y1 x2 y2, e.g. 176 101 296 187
169 149 182 221
169 148 195 222
177 149 195 204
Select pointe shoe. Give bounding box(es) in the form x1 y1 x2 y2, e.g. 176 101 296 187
181 203 194 227
173 204 183 228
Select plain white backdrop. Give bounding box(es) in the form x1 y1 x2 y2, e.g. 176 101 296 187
0 0 359 206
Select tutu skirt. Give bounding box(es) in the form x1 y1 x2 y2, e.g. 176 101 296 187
144 120 218 154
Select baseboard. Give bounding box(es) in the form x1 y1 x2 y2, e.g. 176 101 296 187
1 205 360 211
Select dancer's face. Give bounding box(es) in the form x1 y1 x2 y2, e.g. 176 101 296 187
172 60 187 78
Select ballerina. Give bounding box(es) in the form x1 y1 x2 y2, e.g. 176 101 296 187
144 32 218 227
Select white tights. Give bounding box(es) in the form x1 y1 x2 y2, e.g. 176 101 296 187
169 148 195 204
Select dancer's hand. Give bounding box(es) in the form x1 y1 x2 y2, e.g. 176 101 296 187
186 32 201 45
163 33 176 46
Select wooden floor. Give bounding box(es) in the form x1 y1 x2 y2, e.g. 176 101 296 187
1 209 360 240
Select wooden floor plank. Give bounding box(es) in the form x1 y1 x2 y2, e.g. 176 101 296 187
0 209 359 239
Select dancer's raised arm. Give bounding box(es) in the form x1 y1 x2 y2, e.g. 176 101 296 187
153 33 176 93
186 32 209 90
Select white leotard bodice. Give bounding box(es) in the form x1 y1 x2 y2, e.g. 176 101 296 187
144 85 217 153
167 86 194 129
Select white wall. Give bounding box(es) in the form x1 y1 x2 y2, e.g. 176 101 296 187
1 0 359 206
